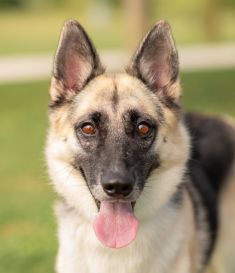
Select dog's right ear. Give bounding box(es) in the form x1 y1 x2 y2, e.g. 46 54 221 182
50 20 104 103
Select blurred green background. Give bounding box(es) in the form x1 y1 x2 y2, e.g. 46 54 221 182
1 0 235 55
0 1 235 273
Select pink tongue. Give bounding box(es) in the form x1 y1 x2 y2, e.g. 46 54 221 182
93 201 139 249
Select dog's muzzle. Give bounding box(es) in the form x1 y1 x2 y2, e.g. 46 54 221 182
93 169 138 249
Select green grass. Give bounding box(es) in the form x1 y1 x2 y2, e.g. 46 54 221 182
0 81 56 273
182 69 235 116
0 69 234 273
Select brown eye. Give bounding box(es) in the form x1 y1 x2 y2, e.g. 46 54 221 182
137 122 151 136
81 123 96 135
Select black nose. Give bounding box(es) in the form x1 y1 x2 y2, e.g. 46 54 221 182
101 172 133 197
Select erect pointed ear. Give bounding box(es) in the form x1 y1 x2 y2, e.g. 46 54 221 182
50 19 104 103
127 21 180 100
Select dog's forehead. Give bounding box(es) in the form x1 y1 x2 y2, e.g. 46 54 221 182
72 73 159 119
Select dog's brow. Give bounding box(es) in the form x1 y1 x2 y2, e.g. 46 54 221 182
111 77 119 112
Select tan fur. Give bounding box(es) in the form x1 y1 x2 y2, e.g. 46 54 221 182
45 19 235 273
46 69 202 273
172 190 197 273
46 19 235 273
47 70 235 273
207 160 235 273
47 73 190 215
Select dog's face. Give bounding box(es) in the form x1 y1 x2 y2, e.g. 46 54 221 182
46 20 190 248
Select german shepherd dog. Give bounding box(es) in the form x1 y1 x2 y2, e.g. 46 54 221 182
46 20 235 273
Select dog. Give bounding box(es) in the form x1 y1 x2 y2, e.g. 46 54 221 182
46 19 235 273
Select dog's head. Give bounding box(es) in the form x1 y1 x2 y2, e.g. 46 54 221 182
46 20 190 248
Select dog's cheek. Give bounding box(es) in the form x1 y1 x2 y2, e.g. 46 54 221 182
134 127 188 220
158 123 190 170
46 134 98 221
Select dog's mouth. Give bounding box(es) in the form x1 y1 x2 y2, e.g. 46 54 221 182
93 200 138 249
76 165 139 249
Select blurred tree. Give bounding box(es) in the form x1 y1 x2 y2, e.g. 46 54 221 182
0 0 24 8
58 0 88 10
107 0 120 7
221 0 235 9
122 0 151 51
0 0 87 9
203 0 220 41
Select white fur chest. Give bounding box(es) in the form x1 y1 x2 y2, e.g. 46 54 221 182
55 201 189 273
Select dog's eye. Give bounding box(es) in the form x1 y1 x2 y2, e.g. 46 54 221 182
81 123 96 135
137 122 151 137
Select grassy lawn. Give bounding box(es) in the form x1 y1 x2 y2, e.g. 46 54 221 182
0 7 235 56
182 69 235 116
0 69 234 273
0 81 56 273
0 9 124 55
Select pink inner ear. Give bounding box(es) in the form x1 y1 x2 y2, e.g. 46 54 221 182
151 64 169 88
151 55 170 89
64 51 82 91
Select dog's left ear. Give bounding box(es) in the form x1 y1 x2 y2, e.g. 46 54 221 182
50 19 104 102
127 20 180 100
